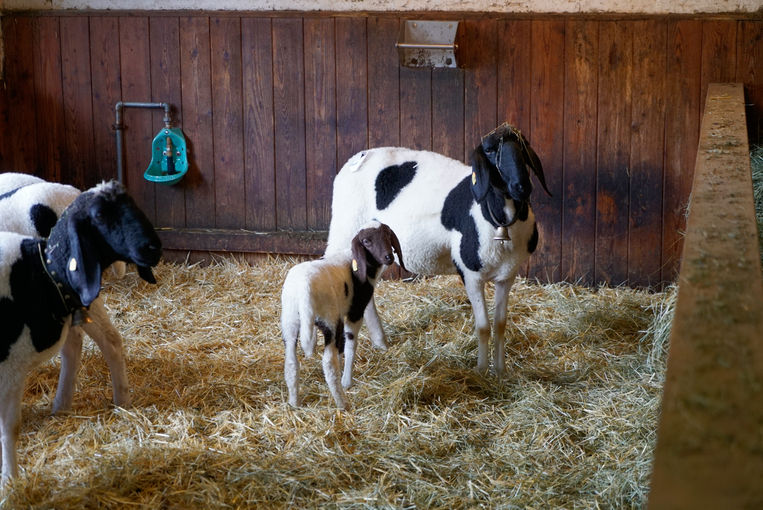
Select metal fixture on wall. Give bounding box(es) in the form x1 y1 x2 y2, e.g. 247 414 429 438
114 101 188 186
395 20 460 68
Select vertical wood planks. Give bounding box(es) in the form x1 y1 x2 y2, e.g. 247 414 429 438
179 16 215 229
304 18 337 230
5 18 39 177
210 17 245 229
32 17 65 183
149 16 185 229
432 67 464 160
663 20 702 283
700 20 737 117
462 19 497 161
596 21 632 286
562 19 598 284
60 16 94 189
400 66 432 151
119 16 155 221
529 19 565 283
335 17 368 166
368 17 400 149
629 20 666 288
242 18 275 231
272 18 306 230
89 17 121 184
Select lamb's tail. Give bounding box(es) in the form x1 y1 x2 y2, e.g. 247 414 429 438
297 293 317 358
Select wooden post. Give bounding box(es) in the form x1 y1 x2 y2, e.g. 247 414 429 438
648 83 763 508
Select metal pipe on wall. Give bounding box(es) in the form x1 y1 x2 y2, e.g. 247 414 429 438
114 101 172 184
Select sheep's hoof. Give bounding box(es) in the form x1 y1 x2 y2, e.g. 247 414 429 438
371 338 389 351
341 377 353 389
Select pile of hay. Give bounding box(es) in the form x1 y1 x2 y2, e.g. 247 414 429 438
4 258 674 508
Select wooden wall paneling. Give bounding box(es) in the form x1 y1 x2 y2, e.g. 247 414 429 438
179 16 215 229
463 19 497 160
431 68 464 160
304 18 337 230
400 66 432 151
210 17 245 229
60 16 94 189
700 20 737 117
272 18 307 230
528 19 565 283
335 17 368 167
149 16 186 229
737 21 763 144
629 20 667 288
89 17 121 185
562 19 598 285
0 18 9 173
242 18 276 231
118 16 155 221
367 17 400 149
663 20 702 283
595 21 632 286
33 17 65 183
5 17 39 177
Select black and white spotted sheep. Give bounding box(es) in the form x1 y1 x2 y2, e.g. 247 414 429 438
325 123 551 377
0 181 161 483
281 221 404 410
0 173 132 414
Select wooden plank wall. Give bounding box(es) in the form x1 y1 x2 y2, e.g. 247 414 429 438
1 13 762 287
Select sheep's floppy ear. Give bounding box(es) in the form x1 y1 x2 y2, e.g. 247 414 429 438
469 145 492 202
518 134 552 197
351 236 368 282
382 224 406 272
66 213 102 307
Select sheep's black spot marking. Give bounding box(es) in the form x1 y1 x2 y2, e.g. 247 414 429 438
344 282 349 297
347 267 377 323
0 240 71 363
30 204 58 237
528 223 538 254
345 332 355 341
0 297 24 363
441 177 482 272
375 161 417 210
334 319 346 354
315 320 333 346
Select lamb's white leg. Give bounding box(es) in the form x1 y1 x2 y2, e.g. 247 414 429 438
363 297 388 350
341 321 362 389
464 276 490 373
492 277 515 378
81 298 131 408
52 325 84 414
322 341 348 410
0 377 23 484
282 322 300 407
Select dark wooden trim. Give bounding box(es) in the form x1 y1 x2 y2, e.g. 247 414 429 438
156 227 328 255
648 83 763 509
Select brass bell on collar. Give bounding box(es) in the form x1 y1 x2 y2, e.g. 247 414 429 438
493 226 511 242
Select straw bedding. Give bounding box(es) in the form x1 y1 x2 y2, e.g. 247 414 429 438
2 257 674 509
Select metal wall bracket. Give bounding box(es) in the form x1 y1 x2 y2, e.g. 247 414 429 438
396 20 460 68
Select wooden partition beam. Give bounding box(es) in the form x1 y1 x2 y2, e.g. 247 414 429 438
648 83 763 508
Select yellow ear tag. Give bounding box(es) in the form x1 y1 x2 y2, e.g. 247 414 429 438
68 258 78 272
471 172 476 185
352 259 358 272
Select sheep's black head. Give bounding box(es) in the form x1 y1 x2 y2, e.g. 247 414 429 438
49 181 162 306
469 123 551 203
350 221 405 282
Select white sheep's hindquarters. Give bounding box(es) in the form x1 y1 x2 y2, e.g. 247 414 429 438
325 124 550 377
281 222 404 410
0 173 130 413
0 181 161 484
